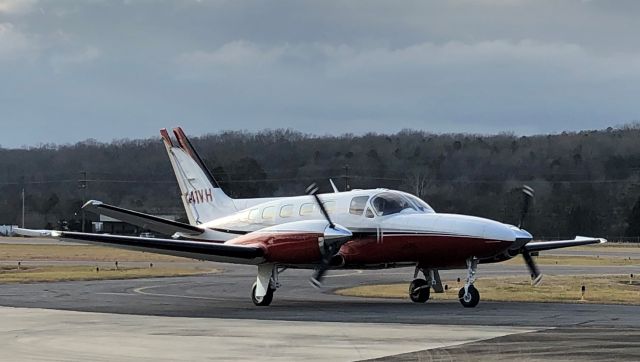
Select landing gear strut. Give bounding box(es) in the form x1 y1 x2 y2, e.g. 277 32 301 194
458 257 480 308
251 264 283 306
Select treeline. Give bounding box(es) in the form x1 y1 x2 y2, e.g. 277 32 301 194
1 125 640 239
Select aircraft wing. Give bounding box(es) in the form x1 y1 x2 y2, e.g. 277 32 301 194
524 236 606 252
15 229 265 265
82 200 203 236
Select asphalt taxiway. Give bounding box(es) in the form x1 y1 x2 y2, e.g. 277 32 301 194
0 263 639 360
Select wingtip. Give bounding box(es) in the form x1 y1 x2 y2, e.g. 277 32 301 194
82 200 103 209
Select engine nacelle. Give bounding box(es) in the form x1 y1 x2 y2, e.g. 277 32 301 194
224 220 351 265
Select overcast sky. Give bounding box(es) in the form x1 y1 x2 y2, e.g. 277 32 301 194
1 0 639 147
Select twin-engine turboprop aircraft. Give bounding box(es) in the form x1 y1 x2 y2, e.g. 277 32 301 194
17 127 606 308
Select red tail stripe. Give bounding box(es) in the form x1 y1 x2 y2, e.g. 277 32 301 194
172 127 197 160
160 128 174 147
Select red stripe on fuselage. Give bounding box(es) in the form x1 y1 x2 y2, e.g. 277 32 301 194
340 234 512 268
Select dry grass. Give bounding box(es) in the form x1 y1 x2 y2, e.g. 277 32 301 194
0 264 215 284
335 275 640 305
504 255 639 266
0 244 191 262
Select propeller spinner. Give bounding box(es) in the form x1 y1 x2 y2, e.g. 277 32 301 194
306 183 352 288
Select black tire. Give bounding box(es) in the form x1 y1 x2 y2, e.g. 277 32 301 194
251 282 275 306
409 279 430 303
458 285 480 308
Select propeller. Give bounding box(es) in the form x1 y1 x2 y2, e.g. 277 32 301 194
306 183 351 288
516 185 542 285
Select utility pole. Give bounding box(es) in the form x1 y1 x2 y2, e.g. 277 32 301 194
344 164 350 191
21 188 25 228
79 171 87 232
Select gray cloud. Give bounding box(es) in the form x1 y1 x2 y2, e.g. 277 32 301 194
1 0 640 147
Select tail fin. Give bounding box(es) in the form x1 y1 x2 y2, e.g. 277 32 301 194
161 127 237 225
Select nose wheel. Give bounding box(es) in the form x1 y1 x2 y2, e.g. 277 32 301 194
458 285 480 308
459 257 480 308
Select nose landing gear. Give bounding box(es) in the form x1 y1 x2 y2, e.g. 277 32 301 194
458 257 480 308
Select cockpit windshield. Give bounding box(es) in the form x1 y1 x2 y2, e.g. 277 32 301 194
371 192 417 216
405 194 435 213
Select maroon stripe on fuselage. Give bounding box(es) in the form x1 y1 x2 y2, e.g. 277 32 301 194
340 234 512 268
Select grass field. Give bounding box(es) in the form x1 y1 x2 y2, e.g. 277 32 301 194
335 274 640 305
334 246 640 305
504 255 638 266
0 244 190 262
0 242 213 283
0 264 215 284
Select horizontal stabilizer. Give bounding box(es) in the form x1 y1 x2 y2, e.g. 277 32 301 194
82 200 203 236
524 236 606 252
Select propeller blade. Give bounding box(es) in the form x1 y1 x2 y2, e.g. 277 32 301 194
306 183 353 288
306 182 335 228
310 263 330 288
522 249 543 286
518 185 535 229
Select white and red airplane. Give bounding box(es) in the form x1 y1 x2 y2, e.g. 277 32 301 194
17 127 606 308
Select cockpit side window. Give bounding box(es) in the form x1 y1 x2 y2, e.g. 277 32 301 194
365 207 375 218
371 192 416 216
349 196 369 215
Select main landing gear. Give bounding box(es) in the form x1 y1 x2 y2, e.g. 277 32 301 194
458 257 480 308
409 266 443 303
250 264 283 306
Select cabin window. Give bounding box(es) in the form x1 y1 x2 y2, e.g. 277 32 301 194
349 196 369 215
262 206 275 221
323 200 336 214
299 203 315 216
248 208 260 221
279 204 293 218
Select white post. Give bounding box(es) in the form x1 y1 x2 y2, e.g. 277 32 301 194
21 188 25 228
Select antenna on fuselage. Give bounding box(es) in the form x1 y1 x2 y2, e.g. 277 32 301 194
329 179 339 193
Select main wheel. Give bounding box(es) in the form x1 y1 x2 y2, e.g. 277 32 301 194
251 282 275 306
458 285 480 308
409 279 430 303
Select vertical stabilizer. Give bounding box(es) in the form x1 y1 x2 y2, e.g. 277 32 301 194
161 127 236 225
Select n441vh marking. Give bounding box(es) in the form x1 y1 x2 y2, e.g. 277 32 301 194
187 188 213 204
